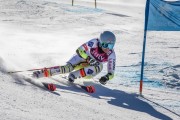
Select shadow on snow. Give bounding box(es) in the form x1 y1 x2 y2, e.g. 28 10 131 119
53 77 173 120
90 83 173 120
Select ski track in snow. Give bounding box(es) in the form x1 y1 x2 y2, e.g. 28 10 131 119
0 0 180 120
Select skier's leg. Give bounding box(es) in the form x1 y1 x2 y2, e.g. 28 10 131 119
33 63 74 78
49 63 74 76
52 54 86 74
33 54 85 78
68 63 103 82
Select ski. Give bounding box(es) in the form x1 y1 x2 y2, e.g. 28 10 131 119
7 66 60 74
60 76 96 93
30 68 95 93
20 73 93 93
20 74 57 92
8 67 94 93
71 83 96 93
42 83 56 91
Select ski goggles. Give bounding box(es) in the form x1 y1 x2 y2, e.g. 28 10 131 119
100 42 114 50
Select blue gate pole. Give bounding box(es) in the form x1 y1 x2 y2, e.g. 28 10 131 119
140 0 150 95
140 31 147 95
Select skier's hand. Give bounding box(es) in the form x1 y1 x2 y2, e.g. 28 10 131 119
87 56 99 66
99 75 109 85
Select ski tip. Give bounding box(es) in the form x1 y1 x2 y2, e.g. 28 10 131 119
83 86 95 93
43 83 56 91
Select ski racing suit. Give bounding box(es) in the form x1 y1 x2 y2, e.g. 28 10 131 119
34 38 116 84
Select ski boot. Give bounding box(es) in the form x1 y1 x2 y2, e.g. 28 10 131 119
33 68 51 78
68 73 76 83
33 66 62 78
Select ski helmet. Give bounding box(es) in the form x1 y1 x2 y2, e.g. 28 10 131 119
99 31 116 50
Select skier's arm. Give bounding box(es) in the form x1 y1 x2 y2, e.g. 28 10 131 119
76 44 89 59
99 52 116 85
76 40 99 66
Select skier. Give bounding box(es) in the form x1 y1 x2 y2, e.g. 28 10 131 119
33 31 116 85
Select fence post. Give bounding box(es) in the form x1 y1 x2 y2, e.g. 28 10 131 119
95 0 97 8
72 0 74 6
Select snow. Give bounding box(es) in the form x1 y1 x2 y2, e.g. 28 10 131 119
0 0 180 120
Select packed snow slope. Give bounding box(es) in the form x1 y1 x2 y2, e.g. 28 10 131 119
0 0 180 120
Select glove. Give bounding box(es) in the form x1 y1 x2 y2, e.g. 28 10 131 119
86 56 99 66
99 75 109 85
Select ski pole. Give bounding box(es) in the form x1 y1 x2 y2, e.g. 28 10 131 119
7 66 60 74
7 68 44 74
